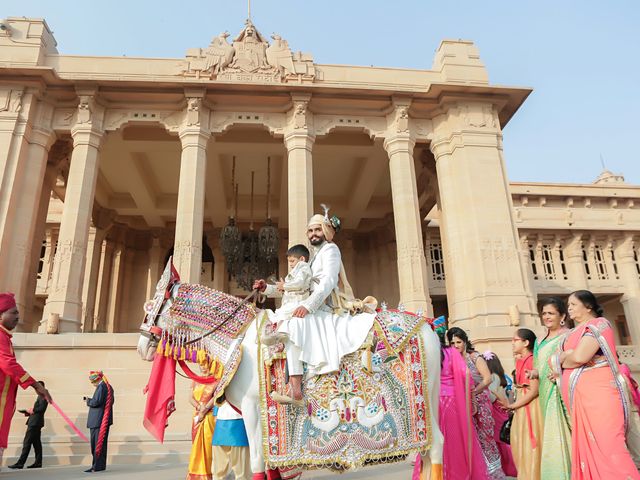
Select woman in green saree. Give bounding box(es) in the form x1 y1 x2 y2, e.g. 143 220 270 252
533 297 572 480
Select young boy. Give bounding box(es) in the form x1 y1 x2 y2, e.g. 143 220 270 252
261 244 312 344
256 244 312 406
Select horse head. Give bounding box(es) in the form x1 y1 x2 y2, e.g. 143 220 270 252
137 258 181 362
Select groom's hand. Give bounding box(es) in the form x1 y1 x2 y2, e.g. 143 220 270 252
292 306 309 318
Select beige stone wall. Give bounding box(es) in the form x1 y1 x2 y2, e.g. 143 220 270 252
8 334 193 465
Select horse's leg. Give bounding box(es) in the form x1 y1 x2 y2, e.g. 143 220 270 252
224 317 267 478
420 324 444 480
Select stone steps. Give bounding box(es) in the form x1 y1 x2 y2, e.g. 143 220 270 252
7 333 198 466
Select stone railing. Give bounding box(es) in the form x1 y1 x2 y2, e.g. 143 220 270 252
618 345 640 366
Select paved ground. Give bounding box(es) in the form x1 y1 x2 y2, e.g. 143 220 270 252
0 460 416 479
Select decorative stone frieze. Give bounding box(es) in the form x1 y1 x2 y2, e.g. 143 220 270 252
179 20 315 84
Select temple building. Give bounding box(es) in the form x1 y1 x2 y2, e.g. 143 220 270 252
1 16 639 464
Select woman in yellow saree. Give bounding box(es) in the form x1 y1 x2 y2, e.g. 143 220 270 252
187 378 216 480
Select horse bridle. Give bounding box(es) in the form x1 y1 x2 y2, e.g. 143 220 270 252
139 287 260 346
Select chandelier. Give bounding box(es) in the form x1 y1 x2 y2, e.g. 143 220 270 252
220 156 279 290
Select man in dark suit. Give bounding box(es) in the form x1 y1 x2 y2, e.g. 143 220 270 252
84 371 114 473
8 381 48 469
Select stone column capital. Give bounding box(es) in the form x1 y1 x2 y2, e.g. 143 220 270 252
178 127 211 148
383 134 415 157
284 130 315 152
27 127 56 150
70 127 104 149
615 234 636 260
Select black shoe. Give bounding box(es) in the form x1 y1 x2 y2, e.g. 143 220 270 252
84 468 95 473
27 463 42 468
8 463 24 469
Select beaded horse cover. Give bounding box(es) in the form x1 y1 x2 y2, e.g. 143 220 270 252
258 309 431 471
159 283 256 402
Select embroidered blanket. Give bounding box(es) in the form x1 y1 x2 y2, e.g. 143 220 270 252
258 310 431 471
158 284 256 402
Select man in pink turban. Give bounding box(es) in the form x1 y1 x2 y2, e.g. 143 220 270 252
0 293 51 470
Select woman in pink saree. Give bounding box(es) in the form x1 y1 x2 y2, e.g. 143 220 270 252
557 290 640 479
413 328 488 480
448 327 505 479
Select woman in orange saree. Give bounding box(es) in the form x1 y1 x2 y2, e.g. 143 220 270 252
557 290 640 479
187 379 216 480
509 328 543 480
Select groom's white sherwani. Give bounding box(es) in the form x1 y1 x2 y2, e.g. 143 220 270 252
277 241 375 376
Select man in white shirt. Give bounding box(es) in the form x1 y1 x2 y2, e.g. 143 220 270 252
255 209 375 405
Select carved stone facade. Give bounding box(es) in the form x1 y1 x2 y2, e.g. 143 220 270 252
0 15 639 465
181 20 315 83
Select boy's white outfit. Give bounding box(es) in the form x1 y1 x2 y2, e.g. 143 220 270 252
264 260 313 324
266 241 375 377
264 261 312 375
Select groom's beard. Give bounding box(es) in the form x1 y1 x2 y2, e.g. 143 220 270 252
309 235 325 246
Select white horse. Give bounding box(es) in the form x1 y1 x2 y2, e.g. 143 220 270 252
137 283 444 479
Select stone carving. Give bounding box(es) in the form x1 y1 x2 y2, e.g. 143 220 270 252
396 107 409 133
10 90 22 113
204 31 234 74
180 20 315 83
77 96 93 124
186 97 202 126
266 34 295 77
461 104 497 129
293 101 308 129
0 89 23 114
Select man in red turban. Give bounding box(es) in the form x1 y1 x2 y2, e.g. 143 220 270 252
0 293 51 470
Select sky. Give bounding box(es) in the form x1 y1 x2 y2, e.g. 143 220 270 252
4 1 640 185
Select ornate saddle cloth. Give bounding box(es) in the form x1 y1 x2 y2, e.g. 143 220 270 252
258 309 432 471
159 283 256 402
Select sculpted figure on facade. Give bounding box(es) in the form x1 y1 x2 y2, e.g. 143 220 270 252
293 100 309 129
203 31 234 74
181 20 315 83
10 90 22 113
77 95 93 124
266 34 295 77
229 21 269 71
186 97 202 126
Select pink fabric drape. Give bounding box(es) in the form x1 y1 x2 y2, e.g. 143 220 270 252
620 362 640 412
490 400 517 477
561 317 640 479
414 347 488 480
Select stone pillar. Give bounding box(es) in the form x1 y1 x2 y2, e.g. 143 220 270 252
20 166 57 332
146 235 163 300
0 91 55 308
174 94 210 282
93 238 115 333
0 87 30 262
430 101 538 335
384 130 433 315
563 233 589 290
37 228 55 295
106 241 125 333
212 245 227 292
81 225 109 332
41 93 105 332
615 235 640 346
284 95 314 247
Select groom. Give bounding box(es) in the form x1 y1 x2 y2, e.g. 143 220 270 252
255 209 375 403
